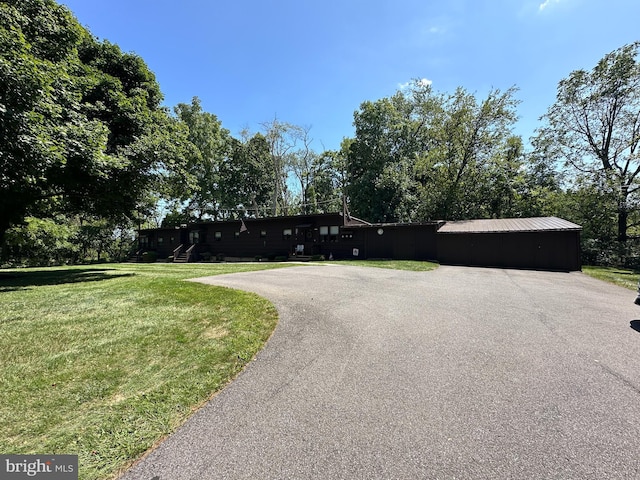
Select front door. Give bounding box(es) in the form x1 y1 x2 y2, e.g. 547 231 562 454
295 227 314 255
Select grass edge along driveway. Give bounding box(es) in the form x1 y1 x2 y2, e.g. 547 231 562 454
0 262 294 480
0 261 632 479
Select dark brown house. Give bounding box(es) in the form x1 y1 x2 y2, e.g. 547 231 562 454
136 214 582 271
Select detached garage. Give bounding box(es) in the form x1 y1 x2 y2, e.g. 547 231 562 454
436 217 582 271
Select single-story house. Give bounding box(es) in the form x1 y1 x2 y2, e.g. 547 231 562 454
135 213 582 271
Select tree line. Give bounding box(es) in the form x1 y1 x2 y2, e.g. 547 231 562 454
1 0 639 267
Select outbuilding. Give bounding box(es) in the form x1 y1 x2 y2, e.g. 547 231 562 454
436 217 582 271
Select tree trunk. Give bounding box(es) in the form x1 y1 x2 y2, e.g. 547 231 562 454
618 208 628 242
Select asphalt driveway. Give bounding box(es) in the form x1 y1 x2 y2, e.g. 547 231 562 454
119 265 640 479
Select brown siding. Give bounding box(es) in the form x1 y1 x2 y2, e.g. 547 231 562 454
436 230 581 271
356 224 438 261
139 215 580 271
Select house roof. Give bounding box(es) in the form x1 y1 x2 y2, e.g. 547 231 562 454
437 217 582 234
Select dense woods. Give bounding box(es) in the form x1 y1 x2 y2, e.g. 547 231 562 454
1 0 639 267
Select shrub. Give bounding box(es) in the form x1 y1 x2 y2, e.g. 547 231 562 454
141 251 157 263
216 253 225 262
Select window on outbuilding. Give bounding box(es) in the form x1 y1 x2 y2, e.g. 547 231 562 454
283 228 292 239
214 231 222 241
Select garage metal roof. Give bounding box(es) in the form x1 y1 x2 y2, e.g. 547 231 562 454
437 216 582 234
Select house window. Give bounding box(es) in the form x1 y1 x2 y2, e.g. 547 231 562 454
189 231 200 244
214 231 222 241
234 231 240 238
283 228 292 239
320 226 340 242
157 237 164 245
260 230 267 238
139 235 148 248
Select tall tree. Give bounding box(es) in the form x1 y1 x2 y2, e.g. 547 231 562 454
347 80 521 222
260 118 304 216
535 42 640 241
289 125 317 214
172 97 231 220
219 133 272 217
348 86 428 222
416 86 520 220
0 0 191 245
305 146 348 214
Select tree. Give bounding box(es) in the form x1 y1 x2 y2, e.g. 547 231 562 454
348 86 428 222
260 118 304 216
415 86 520 220
535 42 640 241
289 125 317 214
219 133 272 217
305 146 348 214
347 80 521 222
0 0 191 246
172 97 231 220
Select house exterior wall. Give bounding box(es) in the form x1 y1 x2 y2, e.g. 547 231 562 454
139 213 362 260
137 214 581 271
354 224 439 261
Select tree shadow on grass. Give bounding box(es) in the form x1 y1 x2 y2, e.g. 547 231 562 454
0 268 136 292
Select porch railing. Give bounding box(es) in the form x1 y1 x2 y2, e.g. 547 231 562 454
185 244 196 262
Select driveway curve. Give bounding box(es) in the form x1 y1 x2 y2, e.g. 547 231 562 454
119 265 640 479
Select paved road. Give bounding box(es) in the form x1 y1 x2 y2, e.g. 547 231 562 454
119 265 640 479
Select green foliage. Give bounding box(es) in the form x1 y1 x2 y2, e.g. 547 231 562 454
2 216 135 266
219 133 273 217
0 0 193 247
535 42 640 241
2 217 77 266
171 97 231 219
347 80 522 222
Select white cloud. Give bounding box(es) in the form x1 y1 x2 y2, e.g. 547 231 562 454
398 78 433 90
539 0 561 11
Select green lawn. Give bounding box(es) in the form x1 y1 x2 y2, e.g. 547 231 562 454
0 262 294 480
582 265 640 290
324 259 439 271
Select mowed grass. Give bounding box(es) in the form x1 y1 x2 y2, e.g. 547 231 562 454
324 259 439 271
0 262 294 480
582 265 640 290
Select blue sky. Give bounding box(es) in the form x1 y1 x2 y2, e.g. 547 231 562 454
59 0 640 152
